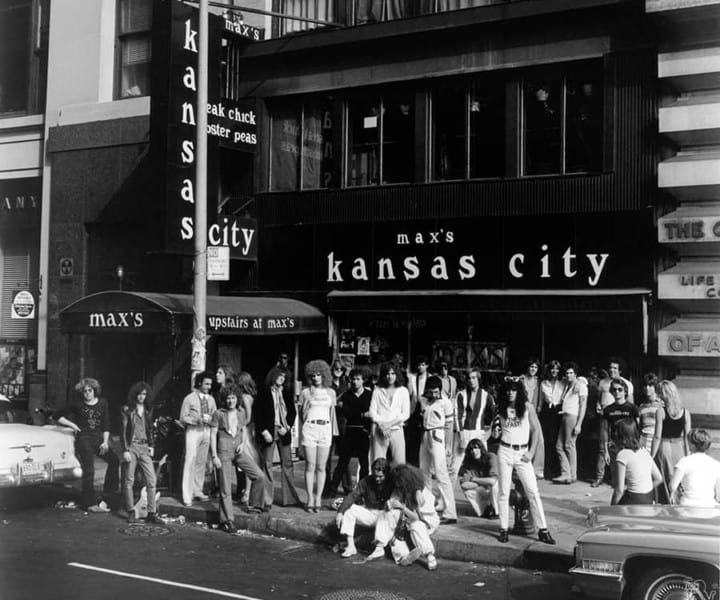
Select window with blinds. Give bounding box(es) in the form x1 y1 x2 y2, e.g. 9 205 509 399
0 251 32 339
118 0 153 98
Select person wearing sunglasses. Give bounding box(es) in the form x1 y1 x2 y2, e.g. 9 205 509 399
495 378 555 545
593 378 639 488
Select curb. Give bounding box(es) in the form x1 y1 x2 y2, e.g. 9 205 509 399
158 499 574 572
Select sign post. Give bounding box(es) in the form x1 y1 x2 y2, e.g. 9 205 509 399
192 0 209 381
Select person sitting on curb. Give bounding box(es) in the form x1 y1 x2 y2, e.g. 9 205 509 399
369 464 440 571
459 438 499 519
335 458 392 558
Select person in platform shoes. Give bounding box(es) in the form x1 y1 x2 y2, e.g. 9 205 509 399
494 377 555 545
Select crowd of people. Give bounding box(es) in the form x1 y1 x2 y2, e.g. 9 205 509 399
56 352 720 570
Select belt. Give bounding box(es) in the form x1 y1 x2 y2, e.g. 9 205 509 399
423 426 443 432
132 439 148 444
500 440 528 450
307 419 329 425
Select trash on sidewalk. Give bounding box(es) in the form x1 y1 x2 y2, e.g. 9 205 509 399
54 500 77 509
473 582 486 588
160 514 185 524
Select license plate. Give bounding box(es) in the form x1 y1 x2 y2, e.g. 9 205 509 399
21 461 47 475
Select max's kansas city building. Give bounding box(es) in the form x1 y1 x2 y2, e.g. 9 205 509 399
2 0 717 427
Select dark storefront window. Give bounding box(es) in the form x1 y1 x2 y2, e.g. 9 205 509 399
0 0 48 117
348 91 414 186
432 79 505 181
117 0 153 98
270 95 340 191
524 65 603 176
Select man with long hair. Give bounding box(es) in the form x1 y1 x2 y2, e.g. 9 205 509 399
495 378 555 545
120 381 160 523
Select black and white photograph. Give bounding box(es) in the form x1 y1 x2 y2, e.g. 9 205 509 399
1 0 719 599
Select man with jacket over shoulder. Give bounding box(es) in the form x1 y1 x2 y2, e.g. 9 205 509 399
255 367 303 509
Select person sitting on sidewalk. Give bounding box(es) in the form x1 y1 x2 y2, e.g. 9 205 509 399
335 458 392 558
369 464 440 570
367 465 440 571
495 378 556 545
211 384 268 532
458 438 498 519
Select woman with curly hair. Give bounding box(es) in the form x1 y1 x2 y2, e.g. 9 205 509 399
651 380 692 503
299 359 338 512
495 378 555 544
369 361 410 465
57 378 119 512
610 417 662 505
370 464 439 570
458 438 499 519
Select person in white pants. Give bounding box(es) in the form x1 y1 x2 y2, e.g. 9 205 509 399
180 371 216 507
494 377 556 545
335 458 392 558
369 362 410 465
369 464 440 570
418 376 457 523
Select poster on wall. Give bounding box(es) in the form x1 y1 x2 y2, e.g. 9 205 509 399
338 354 355 371
339 328 356 353
10 290 35 319
357 336 371 356
433 341 508 373
0 344 26 398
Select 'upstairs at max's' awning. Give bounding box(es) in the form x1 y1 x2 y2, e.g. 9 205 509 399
59 291 326 336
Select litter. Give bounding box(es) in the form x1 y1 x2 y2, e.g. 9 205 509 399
54 501 77 509
474 582 486 588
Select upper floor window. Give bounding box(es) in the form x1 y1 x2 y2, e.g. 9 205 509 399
117 0 153 98
348 91 414 186
524 66 603 176
0 0 48 117
269 95 341 191
275 0 337 36
432 78 505 181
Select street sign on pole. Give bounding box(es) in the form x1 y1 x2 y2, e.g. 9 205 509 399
207 246 230 281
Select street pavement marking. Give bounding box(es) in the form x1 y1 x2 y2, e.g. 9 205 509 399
68 562 266 600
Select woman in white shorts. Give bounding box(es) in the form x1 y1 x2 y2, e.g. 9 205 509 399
299 359 337 513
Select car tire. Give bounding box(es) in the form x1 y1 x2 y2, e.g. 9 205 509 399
626 566 711 600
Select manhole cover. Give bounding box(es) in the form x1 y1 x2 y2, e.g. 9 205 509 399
117 524 172 537
318 590 415 600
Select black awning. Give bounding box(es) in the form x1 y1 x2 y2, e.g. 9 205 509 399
60 291 326 336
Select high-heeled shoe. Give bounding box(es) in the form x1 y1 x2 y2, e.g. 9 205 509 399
498 529 509 543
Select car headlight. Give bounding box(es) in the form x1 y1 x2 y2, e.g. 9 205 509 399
581 559 622 574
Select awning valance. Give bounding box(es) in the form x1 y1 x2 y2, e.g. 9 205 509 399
60 291 326 336
327 288 652 313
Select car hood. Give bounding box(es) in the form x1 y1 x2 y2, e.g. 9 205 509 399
0 423 75 446
588 504 720 536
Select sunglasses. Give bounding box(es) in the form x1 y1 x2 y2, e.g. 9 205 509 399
611 387 625 393
504 376 521 383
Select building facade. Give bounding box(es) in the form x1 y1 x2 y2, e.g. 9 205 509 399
2 0 714 427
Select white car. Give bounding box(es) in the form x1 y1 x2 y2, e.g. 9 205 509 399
0 423 82 487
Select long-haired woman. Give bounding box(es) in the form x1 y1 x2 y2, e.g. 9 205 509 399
458 438 498 518
369 361 410 465
495 378 555 545
651 380 691 503
371 464 440 570
610 418 662 505
299 359 338 512
234 371 259 506
539 360 563 480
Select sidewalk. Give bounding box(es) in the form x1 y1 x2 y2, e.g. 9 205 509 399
155 463 612 573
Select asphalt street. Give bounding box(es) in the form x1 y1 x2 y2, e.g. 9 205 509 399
0 486 575 600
